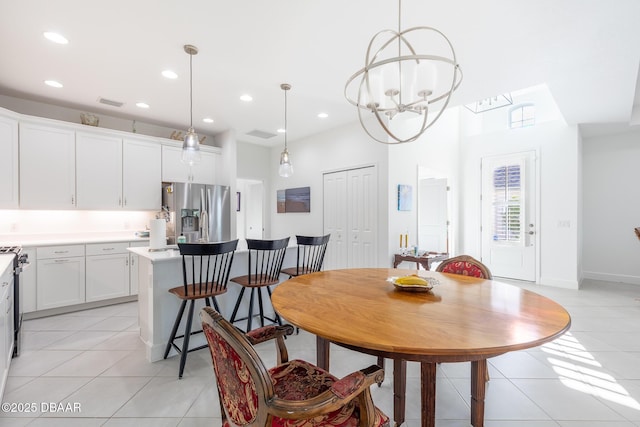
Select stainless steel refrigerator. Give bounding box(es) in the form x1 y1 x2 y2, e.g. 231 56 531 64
162 182 231 244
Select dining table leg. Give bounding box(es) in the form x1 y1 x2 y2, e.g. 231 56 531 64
470 359 487 427
393 359 407 426
316 336 330 371
420 362 437 427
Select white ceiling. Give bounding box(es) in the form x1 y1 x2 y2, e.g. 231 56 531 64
1 0 639 145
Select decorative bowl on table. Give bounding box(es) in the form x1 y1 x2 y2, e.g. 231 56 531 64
388 275 439 292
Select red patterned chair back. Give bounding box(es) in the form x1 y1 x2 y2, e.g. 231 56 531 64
201 307 390 427
435 255 493 279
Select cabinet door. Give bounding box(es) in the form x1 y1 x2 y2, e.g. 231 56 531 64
0 115 19 208
128 241 147 296
162 144 216 184
19 122 76 209
86 254 129 302
36 257 85 310
123 138 161 210
76 132 123 209
0 284 7 398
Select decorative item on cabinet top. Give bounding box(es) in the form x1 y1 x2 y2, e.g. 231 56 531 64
80 113 99 126
169 130 206 144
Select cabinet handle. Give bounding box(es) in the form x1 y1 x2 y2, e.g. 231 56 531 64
124 198 127 206
102 247 115 251
126 258 129 266
131 257 135 266
54 259 70 263
72 195 75 205
54 250 69 254
119 197 122 206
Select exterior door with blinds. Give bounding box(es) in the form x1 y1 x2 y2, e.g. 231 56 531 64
481 152 536 281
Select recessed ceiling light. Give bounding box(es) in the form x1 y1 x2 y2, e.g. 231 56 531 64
44 80 63 88
277 128 286 133
43 32 68 44
202 117 214 123
240 94 253 102
162 70 178 79
136 102 150 109
318 113 329 118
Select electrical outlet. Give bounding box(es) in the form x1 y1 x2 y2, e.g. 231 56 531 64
124 222 130 230
10 222 18 232
557 220 571 228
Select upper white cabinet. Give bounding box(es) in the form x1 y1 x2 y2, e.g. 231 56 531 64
19 122 76 209
162 144 216 184
76 132 123 209
123 137 161 210
0 114 19 208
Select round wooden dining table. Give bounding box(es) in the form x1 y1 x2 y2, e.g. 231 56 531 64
271 268 571 427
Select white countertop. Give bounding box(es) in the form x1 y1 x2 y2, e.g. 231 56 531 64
128 239 297 263
0 232 150 247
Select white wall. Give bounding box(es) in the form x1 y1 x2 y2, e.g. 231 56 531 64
460 120 581 288
387 109 460 263
268 120 390 266
582 129 640 284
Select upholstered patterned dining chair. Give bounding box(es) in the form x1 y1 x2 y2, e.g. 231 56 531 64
200 306 390 427
435 254 493 279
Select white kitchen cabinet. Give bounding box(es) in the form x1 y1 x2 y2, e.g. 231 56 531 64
19 121 76 209
85 243 130 302
76 132 123 209
161 144 217 184
36 245 85 310
0 113 19 208
123 137 162 210
1 261 13 399
128 241 147 296
22 248 37 314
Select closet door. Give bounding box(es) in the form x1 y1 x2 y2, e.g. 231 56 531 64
323 171 347 270
323 166 377 269
347 167 377 268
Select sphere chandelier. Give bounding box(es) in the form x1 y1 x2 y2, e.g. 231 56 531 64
345 0 463 144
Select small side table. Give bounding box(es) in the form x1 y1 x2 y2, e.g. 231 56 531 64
393 252 449 270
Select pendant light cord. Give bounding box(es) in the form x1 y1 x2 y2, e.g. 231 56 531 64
189 52 194 128
284 87 288 150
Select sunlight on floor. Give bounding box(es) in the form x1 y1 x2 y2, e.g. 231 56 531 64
543 332 640 411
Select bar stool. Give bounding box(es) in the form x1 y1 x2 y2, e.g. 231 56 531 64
163 240 238 378
229 237 289 332
281 234 330 278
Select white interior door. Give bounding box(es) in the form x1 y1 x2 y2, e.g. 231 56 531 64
323 166 377 270
245 182 263 239
347 167 377 268
323 171 347 270
418 178 448 253
481 151 537 281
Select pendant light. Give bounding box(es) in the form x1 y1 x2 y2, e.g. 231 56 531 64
344 0 462 144
278 83 293 178
181 44 201 166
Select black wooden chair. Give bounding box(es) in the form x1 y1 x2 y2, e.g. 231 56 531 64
163 240 238 378
281 234 330 278
229 237 290 332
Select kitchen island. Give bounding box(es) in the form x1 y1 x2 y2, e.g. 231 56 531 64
128 243 296 362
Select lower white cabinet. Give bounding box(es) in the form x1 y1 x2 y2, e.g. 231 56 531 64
128 241 147 296
85 243 130 302
36 245 85 310
1 263 13 399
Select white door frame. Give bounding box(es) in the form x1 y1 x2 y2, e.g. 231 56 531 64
480 150 540 282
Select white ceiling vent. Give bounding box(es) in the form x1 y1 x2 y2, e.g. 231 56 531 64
98 97 124 107
246 129 277 139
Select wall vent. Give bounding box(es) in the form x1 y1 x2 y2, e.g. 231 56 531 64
246 129 277 139
98 97 124 107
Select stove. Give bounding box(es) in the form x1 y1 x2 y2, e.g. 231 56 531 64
0 245 28 357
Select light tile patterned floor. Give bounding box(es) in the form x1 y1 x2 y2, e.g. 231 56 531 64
1 278 639 426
